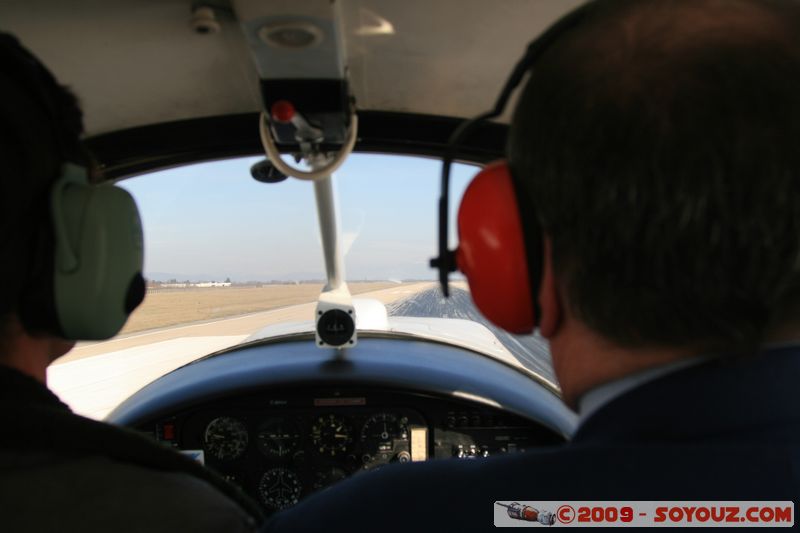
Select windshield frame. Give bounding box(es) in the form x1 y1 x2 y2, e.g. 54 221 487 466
86 111 507 181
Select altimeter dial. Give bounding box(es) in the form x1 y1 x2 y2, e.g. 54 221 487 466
311 414 352 456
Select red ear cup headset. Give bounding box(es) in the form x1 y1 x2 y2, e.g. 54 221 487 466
455 161 541 334
430 2 592 334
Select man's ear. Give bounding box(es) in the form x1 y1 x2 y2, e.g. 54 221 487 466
538 237 562 338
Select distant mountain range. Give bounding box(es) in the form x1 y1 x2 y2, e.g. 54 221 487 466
145 271 438 283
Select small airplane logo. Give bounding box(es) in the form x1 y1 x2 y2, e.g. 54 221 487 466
496 502 556 526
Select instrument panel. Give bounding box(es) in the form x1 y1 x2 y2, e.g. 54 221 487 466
140 388 563 512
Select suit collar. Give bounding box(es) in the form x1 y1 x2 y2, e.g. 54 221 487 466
572 345 800 445
577 355 710 424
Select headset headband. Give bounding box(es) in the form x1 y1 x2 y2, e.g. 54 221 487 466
430 1 594 296
0 32 86 166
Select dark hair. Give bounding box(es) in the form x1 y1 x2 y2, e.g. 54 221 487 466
509 0 800 352
0 33 86 335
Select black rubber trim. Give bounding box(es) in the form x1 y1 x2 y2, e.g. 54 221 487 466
84 111 508 180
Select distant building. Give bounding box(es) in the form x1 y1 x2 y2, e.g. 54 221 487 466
195 281 232 288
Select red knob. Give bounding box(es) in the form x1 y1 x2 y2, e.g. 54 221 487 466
271 100 295 123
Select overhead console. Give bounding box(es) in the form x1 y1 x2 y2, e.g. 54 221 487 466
235 0 354 150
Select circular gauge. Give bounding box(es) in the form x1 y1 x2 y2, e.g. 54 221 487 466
312 465 348 491
257 419 301 458
203 416 248 460
360 413 408 463
311 414 352 456
258 468 302 510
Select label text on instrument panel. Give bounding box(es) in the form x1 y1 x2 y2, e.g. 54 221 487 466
314 397 367 407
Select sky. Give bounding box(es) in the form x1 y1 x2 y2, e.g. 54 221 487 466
119 153 475 282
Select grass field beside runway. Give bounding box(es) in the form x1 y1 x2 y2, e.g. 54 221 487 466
121 282 402 335
56 282 433 364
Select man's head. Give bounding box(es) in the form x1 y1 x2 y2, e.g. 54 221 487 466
0 34 86 372
508 0 800 402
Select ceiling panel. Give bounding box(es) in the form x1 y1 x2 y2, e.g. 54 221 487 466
0 0 582 135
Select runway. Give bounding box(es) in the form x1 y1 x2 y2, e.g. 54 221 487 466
387 286 555 383
48 283 432 419
47 281 556 420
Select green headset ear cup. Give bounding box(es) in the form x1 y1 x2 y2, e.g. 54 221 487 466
51 164 144 340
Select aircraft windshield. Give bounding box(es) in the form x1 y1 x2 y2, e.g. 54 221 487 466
47 154 554 419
